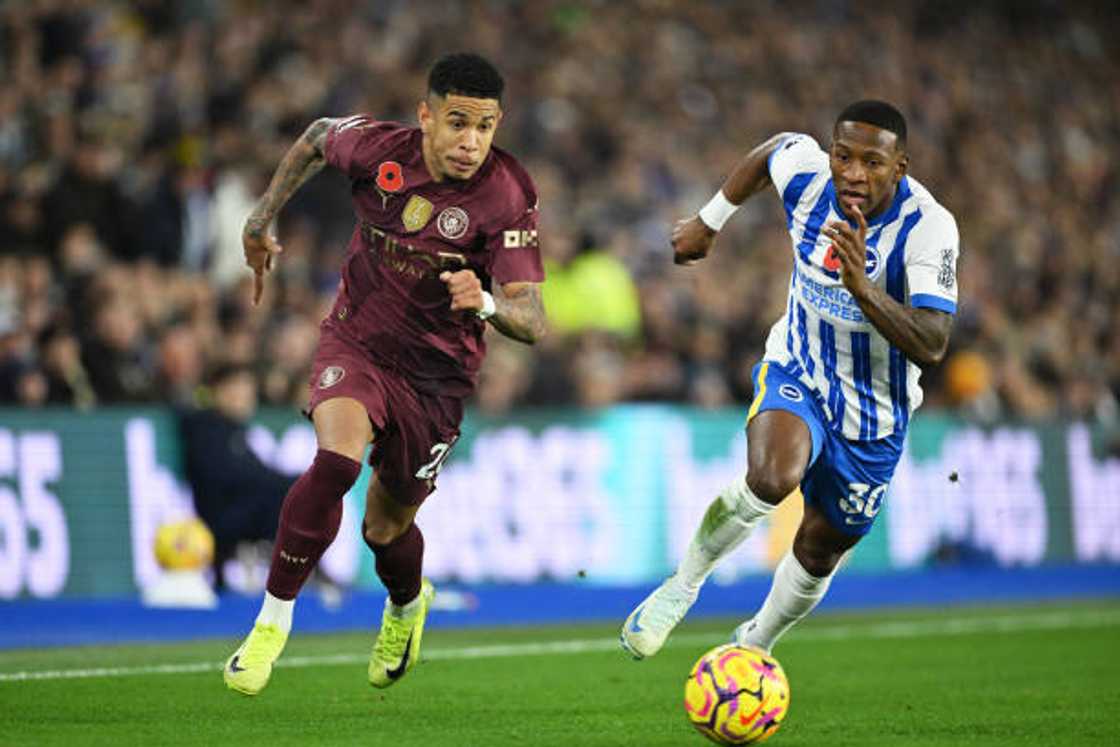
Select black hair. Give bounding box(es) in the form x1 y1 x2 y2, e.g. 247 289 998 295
835 100 907 147
428 52 504 101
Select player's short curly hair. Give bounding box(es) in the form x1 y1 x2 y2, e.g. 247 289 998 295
428 52 504 101
836 100 907 147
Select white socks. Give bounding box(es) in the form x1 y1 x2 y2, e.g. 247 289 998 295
256 591 295 633
738 550 835 652
676 480 776 593
388 593 424 619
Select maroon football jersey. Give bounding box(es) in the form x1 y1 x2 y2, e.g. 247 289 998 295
321 115 544 397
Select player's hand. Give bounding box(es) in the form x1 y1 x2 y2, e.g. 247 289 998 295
440 269 484 313
671 216 717 266
824 206 870 299
243 225 284 306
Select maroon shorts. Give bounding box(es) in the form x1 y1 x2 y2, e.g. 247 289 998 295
306 330 463 505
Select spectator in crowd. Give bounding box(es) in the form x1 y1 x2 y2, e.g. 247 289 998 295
0 0 1117 424
177 362 294 590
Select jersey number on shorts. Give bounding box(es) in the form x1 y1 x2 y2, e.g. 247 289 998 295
415 440 457 481
838 482 887 523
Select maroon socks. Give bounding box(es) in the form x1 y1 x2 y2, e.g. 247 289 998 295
367 522 424 606
266 449 361 600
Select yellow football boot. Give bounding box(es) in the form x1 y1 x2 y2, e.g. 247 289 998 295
223 622 288 695
368 579 434 688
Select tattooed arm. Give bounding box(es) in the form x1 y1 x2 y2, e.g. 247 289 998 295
489 281 548 344
440 272 548 345
244 117 338 305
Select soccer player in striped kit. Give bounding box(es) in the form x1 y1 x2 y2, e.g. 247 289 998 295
621 101 959 658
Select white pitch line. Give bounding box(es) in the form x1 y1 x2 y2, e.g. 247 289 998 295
1 608 1117 683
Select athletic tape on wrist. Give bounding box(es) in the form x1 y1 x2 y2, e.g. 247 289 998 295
698 189 739 231
477 291 497 320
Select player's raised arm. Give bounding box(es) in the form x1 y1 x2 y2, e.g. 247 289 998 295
243 117 340 305
672 132 793 266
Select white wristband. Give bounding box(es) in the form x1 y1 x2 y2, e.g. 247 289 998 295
477 291 496 320
697 189 739 231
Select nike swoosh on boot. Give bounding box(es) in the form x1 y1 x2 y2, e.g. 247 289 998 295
384 632 414 680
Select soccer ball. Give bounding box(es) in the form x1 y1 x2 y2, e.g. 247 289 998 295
154 518 215 571
684 644 790 745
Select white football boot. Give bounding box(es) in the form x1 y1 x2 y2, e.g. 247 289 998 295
619 575 698 659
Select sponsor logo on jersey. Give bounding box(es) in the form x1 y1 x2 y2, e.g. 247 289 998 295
778 383 804 402
318 365 345 389
437 207 469 240
401 195 433 232
503 229 539 249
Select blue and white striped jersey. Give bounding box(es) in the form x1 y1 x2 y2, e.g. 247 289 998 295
762 133 959 440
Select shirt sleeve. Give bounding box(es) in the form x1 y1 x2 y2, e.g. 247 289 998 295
906 209 960 315
487 202 545 284
767 133 829 195
323 115 388 180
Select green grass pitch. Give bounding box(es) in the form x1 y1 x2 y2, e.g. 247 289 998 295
1 601 1118 746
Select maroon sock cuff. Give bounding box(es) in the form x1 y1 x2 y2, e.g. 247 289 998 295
313 448 362 491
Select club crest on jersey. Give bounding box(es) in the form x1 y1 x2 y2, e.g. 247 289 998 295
318 366 345 389
437 207 469 240
402 195 434 233
864 246 882 279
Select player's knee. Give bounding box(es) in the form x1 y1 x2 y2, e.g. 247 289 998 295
362 516 408 548
745 468 799 505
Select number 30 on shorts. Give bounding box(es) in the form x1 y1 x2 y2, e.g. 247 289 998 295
838 482 887 522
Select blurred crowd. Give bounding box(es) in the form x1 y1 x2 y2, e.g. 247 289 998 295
1 0 1118 425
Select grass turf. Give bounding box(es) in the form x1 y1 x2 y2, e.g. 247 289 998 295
0 600 1117 746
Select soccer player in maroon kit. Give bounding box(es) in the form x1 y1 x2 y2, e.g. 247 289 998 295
224 53 546 695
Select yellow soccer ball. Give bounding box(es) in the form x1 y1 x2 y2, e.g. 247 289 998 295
154 518 215 571
684 644 790 745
